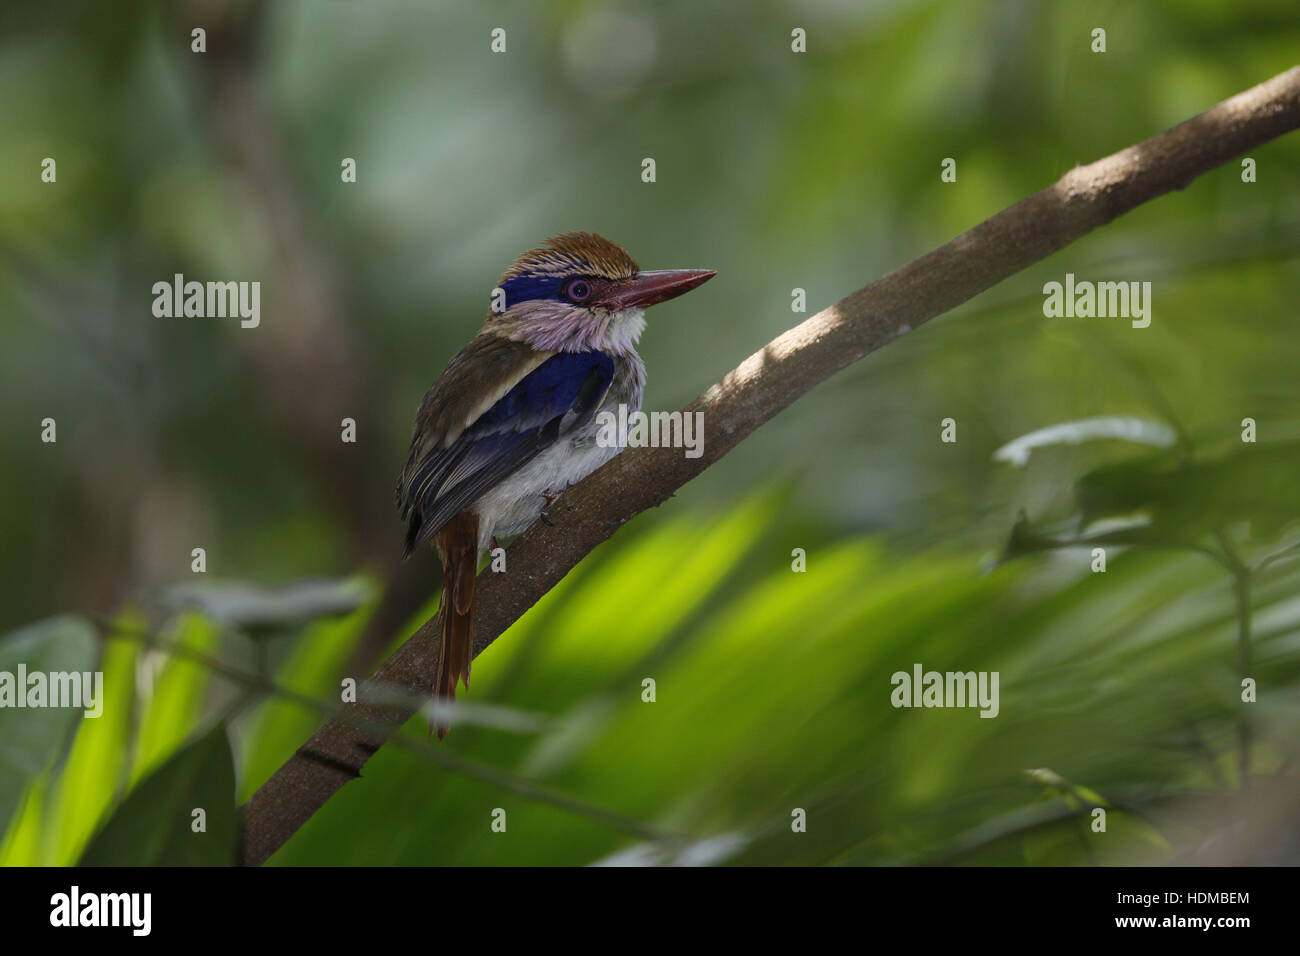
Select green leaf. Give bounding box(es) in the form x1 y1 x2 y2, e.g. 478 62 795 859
160 577 370 639
994 416 1177 469
0 615 97 842
1002 439 1300 563
257 493 1300 866
1022 817 1093 866
0 774 48 865
131 612 222 785
46 623 140 865
237 604 371 801
1075 440 1300 545
79 724 236 866
999 510 1155 564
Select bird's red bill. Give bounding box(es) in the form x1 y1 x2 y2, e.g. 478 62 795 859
601 269 716 311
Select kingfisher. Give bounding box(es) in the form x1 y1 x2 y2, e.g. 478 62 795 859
396 232 715 737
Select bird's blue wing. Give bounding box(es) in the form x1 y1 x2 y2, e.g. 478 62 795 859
400 350 615 553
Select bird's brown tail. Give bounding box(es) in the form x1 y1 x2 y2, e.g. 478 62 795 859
434 512 479 740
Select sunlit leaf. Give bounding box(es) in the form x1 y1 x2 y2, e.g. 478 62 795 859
132 612 222 784
0 615 97 840
45 621 140 865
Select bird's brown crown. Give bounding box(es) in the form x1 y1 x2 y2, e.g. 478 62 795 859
501 232 639 282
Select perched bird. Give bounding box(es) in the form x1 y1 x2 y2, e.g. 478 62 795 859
396 232 715 737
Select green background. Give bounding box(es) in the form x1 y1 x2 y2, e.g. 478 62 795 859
1 0 1298 865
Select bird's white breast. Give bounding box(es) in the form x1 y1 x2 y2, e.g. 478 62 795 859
470 346 645 553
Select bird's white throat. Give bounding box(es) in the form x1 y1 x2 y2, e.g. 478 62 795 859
605 308 646 354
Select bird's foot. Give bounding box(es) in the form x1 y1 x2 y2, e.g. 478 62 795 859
540 490 557 526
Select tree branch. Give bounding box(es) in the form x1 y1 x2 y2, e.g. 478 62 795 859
238 66 1300 866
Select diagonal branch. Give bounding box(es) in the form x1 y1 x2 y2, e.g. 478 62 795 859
239 66 1300 866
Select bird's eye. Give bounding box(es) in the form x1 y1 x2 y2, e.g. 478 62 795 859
565 279 592 302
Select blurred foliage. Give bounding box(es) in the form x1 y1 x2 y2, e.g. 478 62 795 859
1 0 1299 865
81 725 236 866
3 481 1299 865
0 616 96 831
